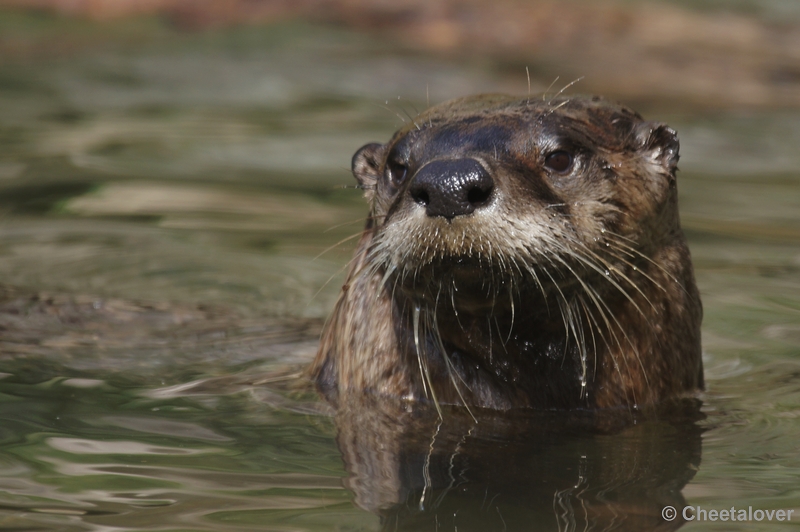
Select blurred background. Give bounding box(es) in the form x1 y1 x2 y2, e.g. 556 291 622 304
0 0 798 313
0 1 799 531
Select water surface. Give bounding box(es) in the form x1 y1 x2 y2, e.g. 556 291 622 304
0 13 799 531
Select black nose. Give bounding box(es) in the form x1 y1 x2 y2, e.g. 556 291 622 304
409 158 494 219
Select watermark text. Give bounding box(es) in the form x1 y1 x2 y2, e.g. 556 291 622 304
662 506 795 522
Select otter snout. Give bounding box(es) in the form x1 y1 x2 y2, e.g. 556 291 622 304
409 158 494 219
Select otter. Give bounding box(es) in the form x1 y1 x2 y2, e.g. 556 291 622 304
309 94 703 411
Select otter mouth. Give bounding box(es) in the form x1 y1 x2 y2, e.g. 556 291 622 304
390 256 520 310
388 251 590 312
376 200 591 308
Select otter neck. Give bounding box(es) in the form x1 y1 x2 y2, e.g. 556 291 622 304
392 289 598 410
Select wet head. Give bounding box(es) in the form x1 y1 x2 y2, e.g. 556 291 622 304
356 95 680 306
311 94 702 411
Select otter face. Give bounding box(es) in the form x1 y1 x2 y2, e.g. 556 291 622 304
351 95 680 306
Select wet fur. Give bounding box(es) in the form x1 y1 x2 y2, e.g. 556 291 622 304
310 94 703 411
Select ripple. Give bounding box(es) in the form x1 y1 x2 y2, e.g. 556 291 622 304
47 437 216 456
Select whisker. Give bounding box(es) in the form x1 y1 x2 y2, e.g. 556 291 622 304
313 230 366 261
549 76 585 102
577 295 599 390
603 231 687 289
431 311 477 422
306 254 360 307
543 76 560 100
413 304 432 402
373 101 408 125
571 242 659 312
395 96 422 131
506 281 516 344
525 66 532 105
323 216 378 233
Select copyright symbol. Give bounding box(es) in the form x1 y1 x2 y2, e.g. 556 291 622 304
662 506 677 521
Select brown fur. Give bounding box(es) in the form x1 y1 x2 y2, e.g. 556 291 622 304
309 94 703 410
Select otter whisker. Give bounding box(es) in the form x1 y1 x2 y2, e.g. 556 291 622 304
565 246 664 388
559 243 649 323
378 264 397 300
374 101 409 126
579 243 666 296
432 282 478 414
545 275 574 355
603 233 687 290
493 316 510 353
597 242 668 294
447 277 469 335
358 250 387 287
393 97 422 131
545 99 571 117
571 242 659 313
506 282 516 344
577 295 600 387
537 262 572 333
486 315 493 364
526 66 532 104
413 305 435 407
555 297 575 364
422 312 444 418
426 84 432 118
550 76 585 102
323 217 372 233
547 250 643 401
508 255 525 280
431 311 477 422
583 281 650 404
521 262 549 306
575 279 639 405
313 230 367 261
575 303 588 389
542 76 560 101
307 257 356 307
401 96 422 118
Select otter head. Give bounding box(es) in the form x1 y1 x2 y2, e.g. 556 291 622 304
351 94 681 312
313 93 701 410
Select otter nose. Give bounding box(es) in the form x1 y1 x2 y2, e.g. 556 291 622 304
409 158 494 219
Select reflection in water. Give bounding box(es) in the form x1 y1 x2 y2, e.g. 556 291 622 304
335 398 703 531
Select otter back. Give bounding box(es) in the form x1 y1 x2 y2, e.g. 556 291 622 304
309 94 703 411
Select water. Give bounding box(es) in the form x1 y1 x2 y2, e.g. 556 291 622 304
0 11 799 531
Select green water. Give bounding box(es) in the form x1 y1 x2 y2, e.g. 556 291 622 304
0 12 799 531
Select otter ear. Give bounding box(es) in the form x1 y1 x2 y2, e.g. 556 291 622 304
352 143 385 200
636 122 680 176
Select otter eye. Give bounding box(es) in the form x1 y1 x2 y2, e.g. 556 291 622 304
544 150 574 174
386 160 408 185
